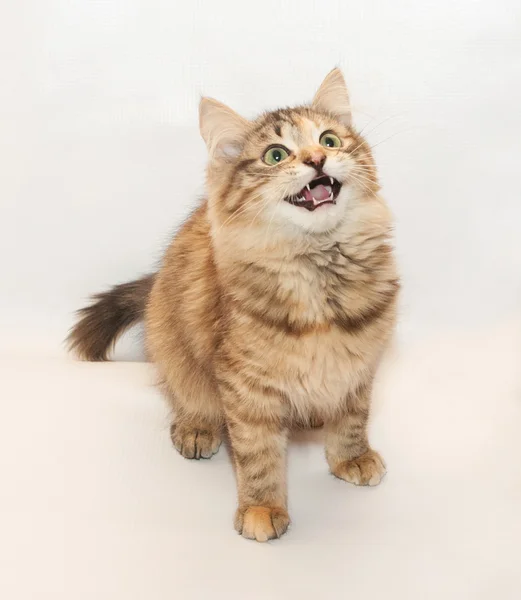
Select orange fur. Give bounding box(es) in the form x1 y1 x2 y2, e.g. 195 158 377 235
67 69 399 542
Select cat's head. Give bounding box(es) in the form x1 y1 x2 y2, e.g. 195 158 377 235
200 69 378 235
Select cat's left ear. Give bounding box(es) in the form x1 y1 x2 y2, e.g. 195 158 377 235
199 97 251 160
312 68 351 126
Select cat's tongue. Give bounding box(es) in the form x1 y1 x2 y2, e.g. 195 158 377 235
303 184 331 203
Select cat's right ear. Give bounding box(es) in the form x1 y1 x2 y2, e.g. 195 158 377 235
199 97 250 160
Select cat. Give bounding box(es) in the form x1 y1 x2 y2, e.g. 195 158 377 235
67 69 399 542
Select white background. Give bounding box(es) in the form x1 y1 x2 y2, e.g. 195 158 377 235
1 1 520 599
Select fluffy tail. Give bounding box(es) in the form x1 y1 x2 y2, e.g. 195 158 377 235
66 274 155 361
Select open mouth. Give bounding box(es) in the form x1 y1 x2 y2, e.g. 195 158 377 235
284 175 342 212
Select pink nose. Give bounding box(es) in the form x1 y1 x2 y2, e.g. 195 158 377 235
303 151 326 169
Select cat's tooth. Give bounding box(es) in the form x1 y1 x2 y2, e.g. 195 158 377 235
306 184 310 192
329 191 334 200
330 177 334 185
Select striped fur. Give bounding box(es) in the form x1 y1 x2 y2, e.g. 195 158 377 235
68 69 399 542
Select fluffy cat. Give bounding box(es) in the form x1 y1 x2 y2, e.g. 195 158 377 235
67 69 399 542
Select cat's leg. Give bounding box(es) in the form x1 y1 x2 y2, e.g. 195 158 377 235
221 384 290 542
292 408 324 430
166 375 224 460
325 381 386 486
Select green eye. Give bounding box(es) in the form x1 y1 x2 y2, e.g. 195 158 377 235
320 132 342 148
263 146 289 165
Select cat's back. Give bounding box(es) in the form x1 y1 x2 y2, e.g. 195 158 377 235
145 200 221 366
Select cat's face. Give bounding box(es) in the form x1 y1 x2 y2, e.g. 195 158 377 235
236 108 377 233
200 69 378 235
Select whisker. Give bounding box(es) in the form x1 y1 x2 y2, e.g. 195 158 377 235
357 113 405 138
262 200 280 248
261 181 292 247
350 169 378 186
348 174 380 199
347 138 366 156
368 129 413 152
215 191 265 232
247 197 272 233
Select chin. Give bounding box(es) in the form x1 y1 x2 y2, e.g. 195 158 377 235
273 185 354 235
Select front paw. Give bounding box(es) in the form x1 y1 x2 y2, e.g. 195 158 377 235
170 423 221 459
331 449 386 486
234 506 290 542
